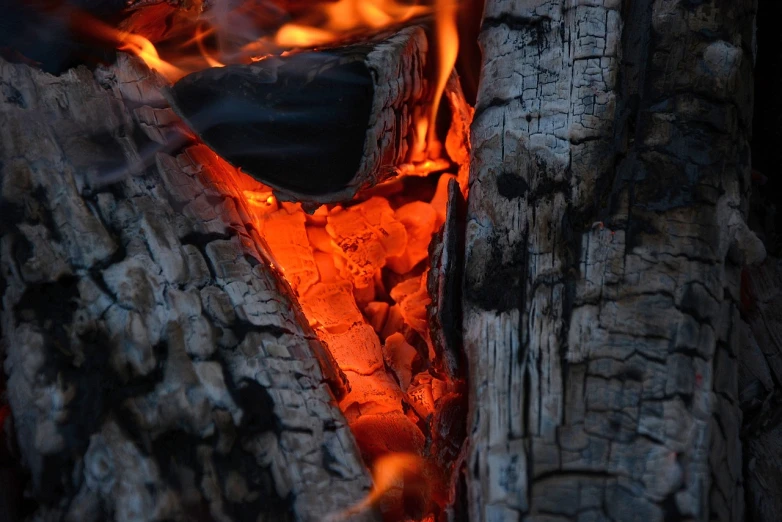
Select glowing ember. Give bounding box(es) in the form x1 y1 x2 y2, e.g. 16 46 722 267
252 160 466 520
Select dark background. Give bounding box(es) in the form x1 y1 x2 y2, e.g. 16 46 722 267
751 0 782 256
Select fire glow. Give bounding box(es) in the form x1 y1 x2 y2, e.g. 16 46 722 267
84 1 470 519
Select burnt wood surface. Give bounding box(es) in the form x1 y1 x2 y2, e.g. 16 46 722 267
167 25 431 207
0 54 375 522
464 0 762 521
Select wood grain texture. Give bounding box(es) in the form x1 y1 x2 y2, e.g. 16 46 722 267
0 54 375 522
463 1 759 520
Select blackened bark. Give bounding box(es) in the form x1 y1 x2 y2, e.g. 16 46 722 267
464 1 761 521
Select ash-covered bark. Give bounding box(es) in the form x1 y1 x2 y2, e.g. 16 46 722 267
0 55 373 522
464 1 760 521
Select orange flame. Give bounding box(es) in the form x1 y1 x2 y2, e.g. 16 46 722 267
327 453 428 521
69 9 184 81
428 0 459 150
275 0 430 48
407 0 460 161
118 33 185 81
192 24 225 68
67 0 462 163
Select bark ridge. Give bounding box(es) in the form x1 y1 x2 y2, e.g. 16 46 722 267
464 1 757 520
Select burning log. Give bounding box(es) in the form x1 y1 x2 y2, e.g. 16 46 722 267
740 258 782 521
0 54 375 522
166 24 432 207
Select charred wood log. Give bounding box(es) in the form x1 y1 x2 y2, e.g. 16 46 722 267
464 0 760 520
0 54 374 522
166 25 431 207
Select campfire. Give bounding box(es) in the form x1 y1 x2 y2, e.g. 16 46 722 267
3 1 762 521
2 1 473 521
